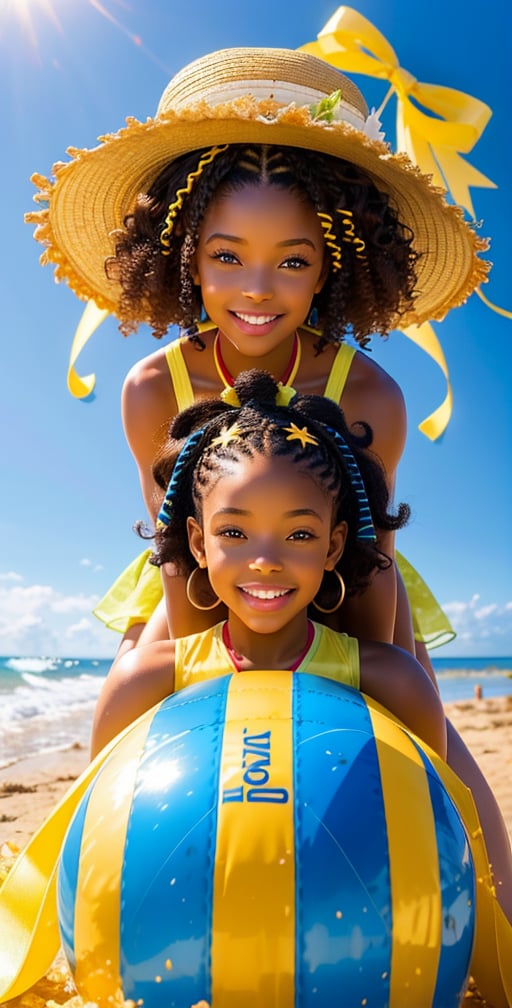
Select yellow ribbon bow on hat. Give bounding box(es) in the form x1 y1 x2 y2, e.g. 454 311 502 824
301 5 495 218
300 6 511 440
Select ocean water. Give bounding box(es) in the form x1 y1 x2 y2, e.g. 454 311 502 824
0 654 511 769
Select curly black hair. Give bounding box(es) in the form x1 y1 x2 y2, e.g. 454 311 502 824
146 368 409 600
106 144 419 349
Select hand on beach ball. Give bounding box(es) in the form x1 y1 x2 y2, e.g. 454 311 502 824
58 672 475 1008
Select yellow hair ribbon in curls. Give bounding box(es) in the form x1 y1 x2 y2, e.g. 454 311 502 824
161 144 229 253
317 212 342 271
301 6 495 219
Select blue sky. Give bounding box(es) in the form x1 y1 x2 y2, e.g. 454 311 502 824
1 0 511 658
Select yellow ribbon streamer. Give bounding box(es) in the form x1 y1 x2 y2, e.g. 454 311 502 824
476 286 512 319
400 322 452 441
67 300 109 398
300 5 495 218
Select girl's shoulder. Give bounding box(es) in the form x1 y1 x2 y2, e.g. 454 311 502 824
122 335 219 412
338 349 406 474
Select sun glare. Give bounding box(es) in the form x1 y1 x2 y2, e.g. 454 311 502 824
1 0 63 31
0 0 167 71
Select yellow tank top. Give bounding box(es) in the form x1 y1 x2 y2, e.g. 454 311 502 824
165 331 356 410
174 621 360 693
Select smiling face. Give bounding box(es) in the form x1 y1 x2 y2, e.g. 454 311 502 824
187 453 346 644
192 182 328 359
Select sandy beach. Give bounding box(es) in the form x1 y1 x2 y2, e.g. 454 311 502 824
1 695 511 1007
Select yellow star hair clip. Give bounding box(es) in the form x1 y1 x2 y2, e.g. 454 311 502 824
211 422 242 448
283 423 319 448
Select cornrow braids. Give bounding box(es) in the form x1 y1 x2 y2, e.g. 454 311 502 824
105 144 418 346
149 369 409 598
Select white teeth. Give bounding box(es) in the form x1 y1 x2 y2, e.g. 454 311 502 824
235 313 277 325
243 587 289 600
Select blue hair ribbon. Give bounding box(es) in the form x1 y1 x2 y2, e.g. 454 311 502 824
156 427 206 528
325 426 377 542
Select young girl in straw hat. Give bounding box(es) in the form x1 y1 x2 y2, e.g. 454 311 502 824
26 44 512 950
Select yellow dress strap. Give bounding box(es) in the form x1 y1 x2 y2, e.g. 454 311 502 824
164 338 196 411
175 623 234 691
323 342 357 403
298 623 360 688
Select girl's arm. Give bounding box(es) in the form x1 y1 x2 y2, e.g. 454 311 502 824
90 640 177 757
359 640 447 758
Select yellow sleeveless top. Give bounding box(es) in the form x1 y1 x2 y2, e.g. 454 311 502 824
174 621 360 693
165 332 356 411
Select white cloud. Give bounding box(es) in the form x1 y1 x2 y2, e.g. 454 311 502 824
0 574 117 658
443 595 512 655
80 558 104 572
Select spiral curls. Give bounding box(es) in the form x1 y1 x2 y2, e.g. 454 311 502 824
150 369 409 597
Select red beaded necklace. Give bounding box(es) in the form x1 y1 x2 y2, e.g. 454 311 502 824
222 620 315 673
213 330 301 388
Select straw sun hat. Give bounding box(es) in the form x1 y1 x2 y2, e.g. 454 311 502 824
26 46 489 327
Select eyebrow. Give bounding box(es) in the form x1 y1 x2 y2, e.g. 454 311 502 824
204 233 318 250
214 507 323 519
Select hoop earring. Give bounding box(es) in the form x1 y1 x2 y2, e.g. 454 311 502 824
312 569 346 614
186 566 221 611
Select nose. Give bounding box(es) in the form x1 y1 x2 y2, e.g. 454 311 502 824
241 269 273 303
248 550 283 575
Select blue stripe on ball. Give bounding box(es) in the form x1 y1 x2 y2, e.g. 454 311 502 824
413 741 475 1006
293 676 391 1006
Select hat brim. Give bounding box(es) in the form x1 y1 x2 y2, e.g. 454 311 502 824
27 96 489 327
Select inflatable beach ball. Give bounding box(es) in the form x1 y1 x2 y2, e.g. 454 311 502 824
58 672 475 1008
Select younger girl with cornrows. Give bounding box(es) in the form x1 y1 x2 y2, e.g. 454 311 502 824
90 368 442 757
